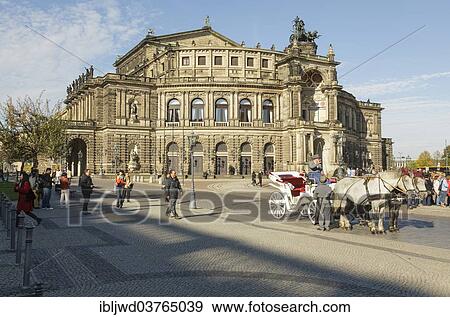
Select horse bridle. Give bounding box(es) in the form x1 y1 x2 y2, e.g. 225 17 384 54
378 175 412 195
412 176 427 193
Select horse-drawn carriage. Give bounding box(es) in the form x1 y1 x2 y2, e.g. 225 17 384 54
267 169 423 234
268 171 335 222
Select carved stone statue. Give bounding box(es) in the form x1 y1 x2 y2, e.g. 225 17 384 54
306 30 321 42
204 16 211 28
128 145 141 172
130 100 138 122
289 16 320 45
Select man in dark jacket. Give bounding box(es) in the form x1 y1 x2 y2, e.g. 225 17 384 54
79 169 94 214
424 175 434 206
40 168 53 209
313 176 333 231
165 170 182 219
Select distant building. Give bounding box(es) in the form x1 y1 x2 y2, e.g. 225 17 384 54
62 17 392 177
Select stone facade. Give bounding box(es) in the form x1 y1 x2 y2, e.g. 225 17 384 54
62 18 392 177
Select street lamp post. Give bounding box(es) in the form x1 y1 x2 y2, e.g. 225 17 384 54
113 144 119 174
187 131 199 209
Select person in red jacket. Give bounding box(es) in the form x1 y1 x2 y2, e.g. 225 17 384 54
15 172 42 225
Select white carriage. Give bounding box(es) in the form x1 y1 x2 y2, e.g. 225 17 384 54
268 171 335 222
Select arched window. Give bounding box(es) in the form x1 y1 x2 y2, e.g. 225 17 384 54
215 98 228 122
216 142 227 153
167 99 180 122
239 98 252 122
262 100 273 123
191 98 204 121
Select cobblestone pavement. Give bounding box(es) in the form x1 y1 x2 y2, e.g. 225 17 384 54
1 178 450 297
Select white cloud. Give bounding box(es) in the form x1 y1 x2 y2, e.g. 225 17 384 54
345 71 450 98
379 95 449 158
0 0 161 104
380 96 450 112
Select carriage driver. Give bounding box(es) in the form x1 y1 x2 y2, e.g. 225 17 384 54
313 175 333 231
308 154 323 184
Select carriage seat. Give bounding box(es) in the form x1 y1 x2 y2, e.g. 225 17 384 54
277 175 306 197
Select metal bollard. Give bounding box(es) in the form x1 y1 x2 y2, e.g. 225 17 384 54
22 225 34 289
0 194 4 225
6 202 11 239
16 213 25 265
10 207 16 251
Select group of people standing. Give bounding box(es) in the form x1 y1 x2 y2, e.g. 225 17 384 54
114 170 134 208
251 171 264 187
423 171 450 207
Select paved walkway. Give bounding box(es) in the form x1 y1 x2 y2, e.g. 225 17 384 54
1 178 450 296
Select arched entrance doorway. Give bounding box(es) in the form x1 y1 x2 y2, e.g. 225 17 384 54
215 142 228 175
68 138 87 177
190 142 203 176
240 142 252 175
263 143 275 173
166 142 178 173
313 137 325 159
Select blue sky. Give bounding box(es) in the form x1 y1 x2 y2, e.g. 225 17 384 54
1 0 449 158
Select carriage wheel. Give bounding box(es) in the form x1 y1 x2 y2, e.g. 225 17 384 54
306 199 317 224
269 191 287 220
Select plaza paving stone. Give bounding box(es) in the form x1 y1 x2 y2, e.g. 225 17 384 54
1 178 450 296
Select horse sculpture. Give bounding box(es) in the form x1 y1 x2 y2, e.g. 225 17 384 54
332 170 416 234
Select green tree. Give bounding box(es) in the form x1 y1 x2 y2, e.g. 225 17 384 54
0 96 68 170
442 145 450 166
415 151 434 167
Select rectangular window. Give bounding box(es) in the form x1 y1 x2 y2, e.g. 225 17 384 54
214 56 222 65
230 56 239 66
262 58 269 68
161 63 165 71
197 56 206 66
182 57 190 66
247 57 254 67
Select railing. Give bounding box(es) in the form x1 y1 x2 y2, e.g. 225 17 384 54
190 121 204 127
240 122 253 127
157 76 282 85
215 122 229 127
263 123 275 128
66 120 95 128
166 122 179 127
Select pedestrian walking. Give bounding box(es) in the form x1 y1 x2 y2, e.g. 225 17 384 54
59 172 70 208
15 172 41 225
165 170 182 219
29 169 41 209
40 168 53 210
54 169 62 192
436 174 449 207
124 171 133 203
115 170 126 208
258 171 263 187
251 171 257 186
79 169 94 214
313 176 332 231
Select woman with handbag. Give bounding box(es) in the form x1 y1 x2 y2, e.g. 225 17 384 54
15 172 42 225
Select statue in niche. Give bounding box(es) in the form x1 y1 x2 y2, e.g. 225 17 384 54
130 100 139 122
